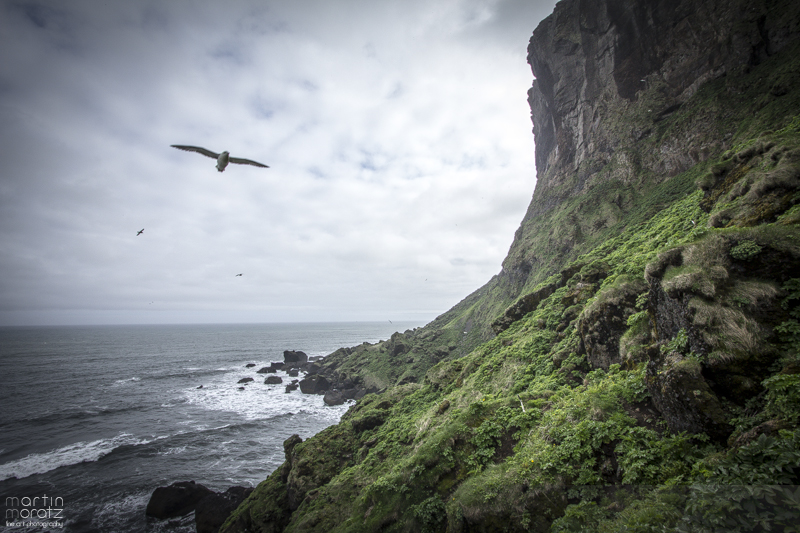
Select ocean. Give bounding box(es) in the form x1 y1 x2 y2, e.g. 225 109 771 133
0 322 419 532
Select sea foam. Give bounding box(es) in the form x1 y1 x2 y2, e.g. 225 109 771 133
0 433 160 481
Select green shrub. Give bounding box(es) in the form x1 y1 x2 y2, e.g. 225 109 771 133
411 496 447 533
729 239 763 260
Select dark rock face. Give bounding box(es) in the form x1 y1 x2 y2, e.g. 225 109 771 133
237 377 254 384
195 486 253 533
643 232 797 399
285 382 298 393
640 230 800 442
244 363 256 368
299 375 330 394
287 368 300 377
282 434 303 480
492 280 558 334
494 0 800 302
526 0 798 181
256 367 276 374
646 349 733 443
492 261 588 334
264 376 283 385
280 435 305 511
284 350 308 363
341 388 358 400
146 480 214 519
270 362 285 370
578 278 644 369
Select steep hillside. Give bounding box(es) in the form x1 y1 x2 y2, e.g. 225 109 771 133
221 0 800 531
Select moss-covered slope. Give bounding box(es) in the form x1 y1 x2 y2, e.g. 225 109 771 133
221 1 800 531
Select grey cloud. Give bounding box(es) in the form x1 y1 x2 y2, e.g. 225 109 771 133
0 0 557 326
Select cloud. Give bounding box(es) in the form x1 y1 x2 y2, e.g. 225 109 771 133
0 0 557 326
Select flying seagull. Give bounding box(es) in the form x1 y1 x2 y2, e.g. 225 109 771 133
171 145 269 172
235 273 243 277
137 229 144 236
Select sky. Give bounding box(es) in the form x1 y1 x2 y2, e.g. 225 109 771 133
0 0 558 326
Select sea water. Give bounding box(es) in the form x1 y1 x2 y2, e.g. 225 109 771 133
0 322 419 532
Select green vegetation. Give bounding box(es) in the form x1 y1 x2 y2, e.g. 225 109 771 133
222 16 800 533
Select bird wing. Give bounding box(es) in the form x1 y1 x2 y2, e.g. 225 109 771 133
229 157 269 168
171 145 220 159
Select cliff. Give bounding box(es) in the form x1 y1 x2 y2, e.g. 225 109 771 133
220 0 800 531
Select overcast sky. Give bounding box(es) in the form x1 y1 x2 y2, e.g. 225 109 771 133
0 0 557 326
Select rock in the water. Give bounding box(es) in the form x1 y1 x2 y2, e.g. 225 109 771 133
287 368 299 377
299 375 331 394
195 486 253 533
265 376 283 385
323 390 344 405
283 350 308 363
256 366 275 374
270 361 285 370
146 480 214 519
245 363 256 368
237 377 254 384
285 382 299 393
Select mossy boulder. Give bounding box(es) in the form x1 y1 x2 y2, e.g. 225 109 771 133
646 350 733 442
578 277 645 369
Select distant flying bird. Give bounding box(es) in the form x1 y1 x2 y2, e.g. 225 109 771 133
171 145 269 172
137 229 144 236
235 273 243 277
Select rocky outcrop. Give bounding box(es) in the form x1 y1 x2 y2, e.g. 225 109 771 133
195 486 253 533
526 0 798 182
492 262 587 334
640 225 800 440
147 481 253 532
284 350 308 364
578 277 645 370
323 390 344 406
264 376 283 385
492 280 559 334
146 480 214 519
298 375 330 394
498 0 800 299
645 348 733 442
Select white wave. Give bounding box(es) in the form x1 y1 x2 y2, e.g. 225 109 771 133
183 368 350 423
157 445 187 456
0 433 160 481
82 490 153 532
112 377 141 385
